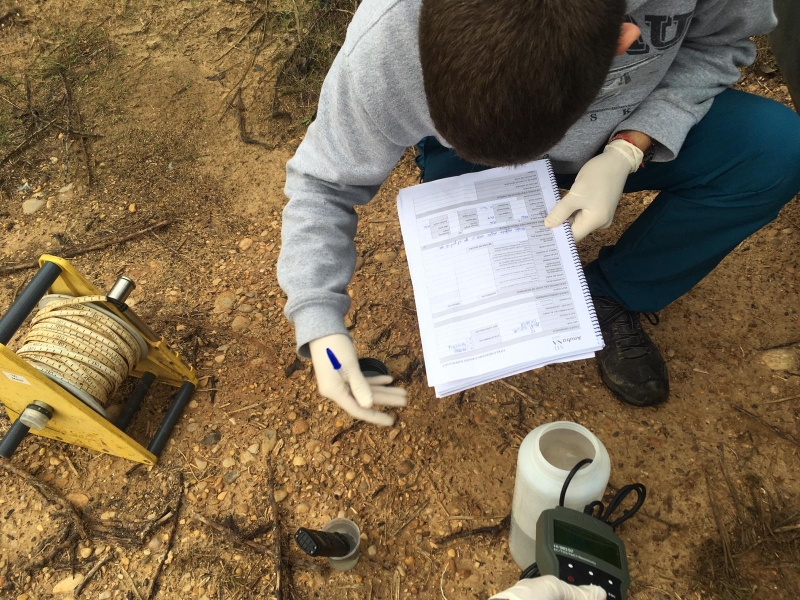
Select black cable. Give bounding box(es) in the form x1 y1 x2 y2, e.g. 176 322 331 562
519 562 540 580
601 483 646 530
559 458 594 507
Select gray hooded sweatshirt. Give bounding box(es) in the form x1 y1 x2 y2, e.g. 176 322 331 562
278 0 776 357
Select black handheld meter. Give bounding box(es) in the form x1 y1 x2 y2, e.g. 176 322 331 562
535 506 629 600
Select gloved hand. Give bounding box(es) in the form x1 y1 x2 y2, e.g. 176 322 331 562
544 139 643 242
309 334 407 427
490 575 606 600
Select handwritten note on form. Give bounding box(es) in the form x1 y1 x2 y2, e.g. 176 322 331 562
397 159 603 397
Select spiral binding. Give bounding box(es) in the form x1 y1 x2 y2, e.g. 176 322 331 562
544 160 603 344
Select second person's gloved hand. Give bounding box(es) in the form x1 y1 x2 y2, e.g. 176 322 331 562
490 575 606 600
309 333 407 426
544 138 644 242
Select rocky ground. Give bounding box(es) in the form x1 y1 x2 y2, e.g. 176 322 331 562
1 2 799 600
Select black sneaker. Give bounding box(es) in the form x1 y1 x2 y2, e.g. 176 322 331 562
593 295 669 407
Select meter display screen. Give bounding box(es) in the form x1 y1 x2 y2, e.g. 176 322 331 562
553 520 622 568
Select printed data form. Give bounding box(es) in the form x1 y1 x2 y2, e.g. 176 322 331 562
398 160 603 396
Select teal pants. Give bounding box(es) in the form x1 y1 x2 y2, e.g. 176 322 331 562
415 89 800 312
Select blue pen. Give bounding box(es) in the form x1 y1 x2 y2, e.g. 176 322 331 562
326 348 342 370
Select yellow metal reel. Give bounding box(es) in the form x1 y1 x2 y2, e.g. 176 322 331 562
0 255 199 464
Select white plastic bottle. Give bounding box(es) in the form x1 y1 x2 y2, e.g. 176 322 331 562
508 421 611 569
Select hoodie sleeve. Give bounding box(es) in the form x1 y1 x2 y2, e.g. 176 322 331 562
616 0 777 161
278 51 406 357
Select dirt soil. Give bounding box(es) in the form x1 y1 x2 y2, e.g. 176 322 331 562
1 2 799 600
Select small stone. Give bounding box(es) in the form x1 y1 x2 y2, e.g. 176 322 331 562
457 569 471 579
238 238 254 252
214 355 225 364
248 443 260 454
99 592 112 599
287 411 298 421
397 460 414 476
240 451 255 465
760 348 799 372
194 458 208 470
49 156 59 163
100 511 115 520
52 574 84 594
447 549 456 558
222 457 236 468
237 304 254 314
295 502 310 514
231 315 250 332
263 429 278 453
58 183 74 201
200 431 222 446
361 453 372 464
388 429 400 442
187 423 199 433
214 291 236 313
373 251 397 265
66 493 89 508
367 545 377 556
397 564 407 577
22 198 46 214
292 456 307 467
128 203 137 213
345 470 356 481
217 491 228 501
292 420 309 435
473 411 487 425
148 536 163 551
145 39 160 50
223 470 240 484
79 547 92 558
274 489 288 502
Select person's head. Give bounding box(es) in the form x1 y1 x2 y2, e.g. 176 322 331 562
419 0 639 166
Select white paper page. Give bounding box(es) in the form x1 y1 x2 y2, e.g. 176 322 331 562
398 160 602 389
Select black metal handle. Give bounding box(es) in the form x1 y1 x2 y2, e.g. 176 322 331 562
0 261 62 345
147 381 196 457
0 419 31 459
115 371 156 431
294 528 352 558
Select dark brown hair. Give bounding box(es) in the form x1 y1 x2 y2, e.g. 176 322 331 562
419 0 626 166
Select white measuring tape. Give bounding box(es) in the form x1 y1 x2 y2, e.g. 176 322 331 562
16 295 146 414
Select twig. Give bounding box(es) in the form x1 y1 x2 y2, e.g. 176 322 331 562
0 220 172 275
435 514 511 544
498 379 536 404
122 564 144 600
763 394 800 405
774 523 800 533
236 89 271 149
138 508 174 544
217 13 266 60
59 71 71 185
703 470 737 581
266 459 285 600
440 561 450 600
0 118 56 169
0 461 88 538
191 511 273 554
145 475 183 600
732 405 800 448
392 500 430 538
74 555 110 597
209 375 218 404
331 420 364 444
226 401 262 415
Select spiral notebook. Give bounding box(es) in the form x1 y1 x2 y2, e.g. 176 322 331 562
397 159 604 397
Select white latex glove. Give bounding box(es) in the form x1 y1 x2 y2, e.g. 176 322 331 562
490 575 607 600
309 334 407 427
544 139 643 242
